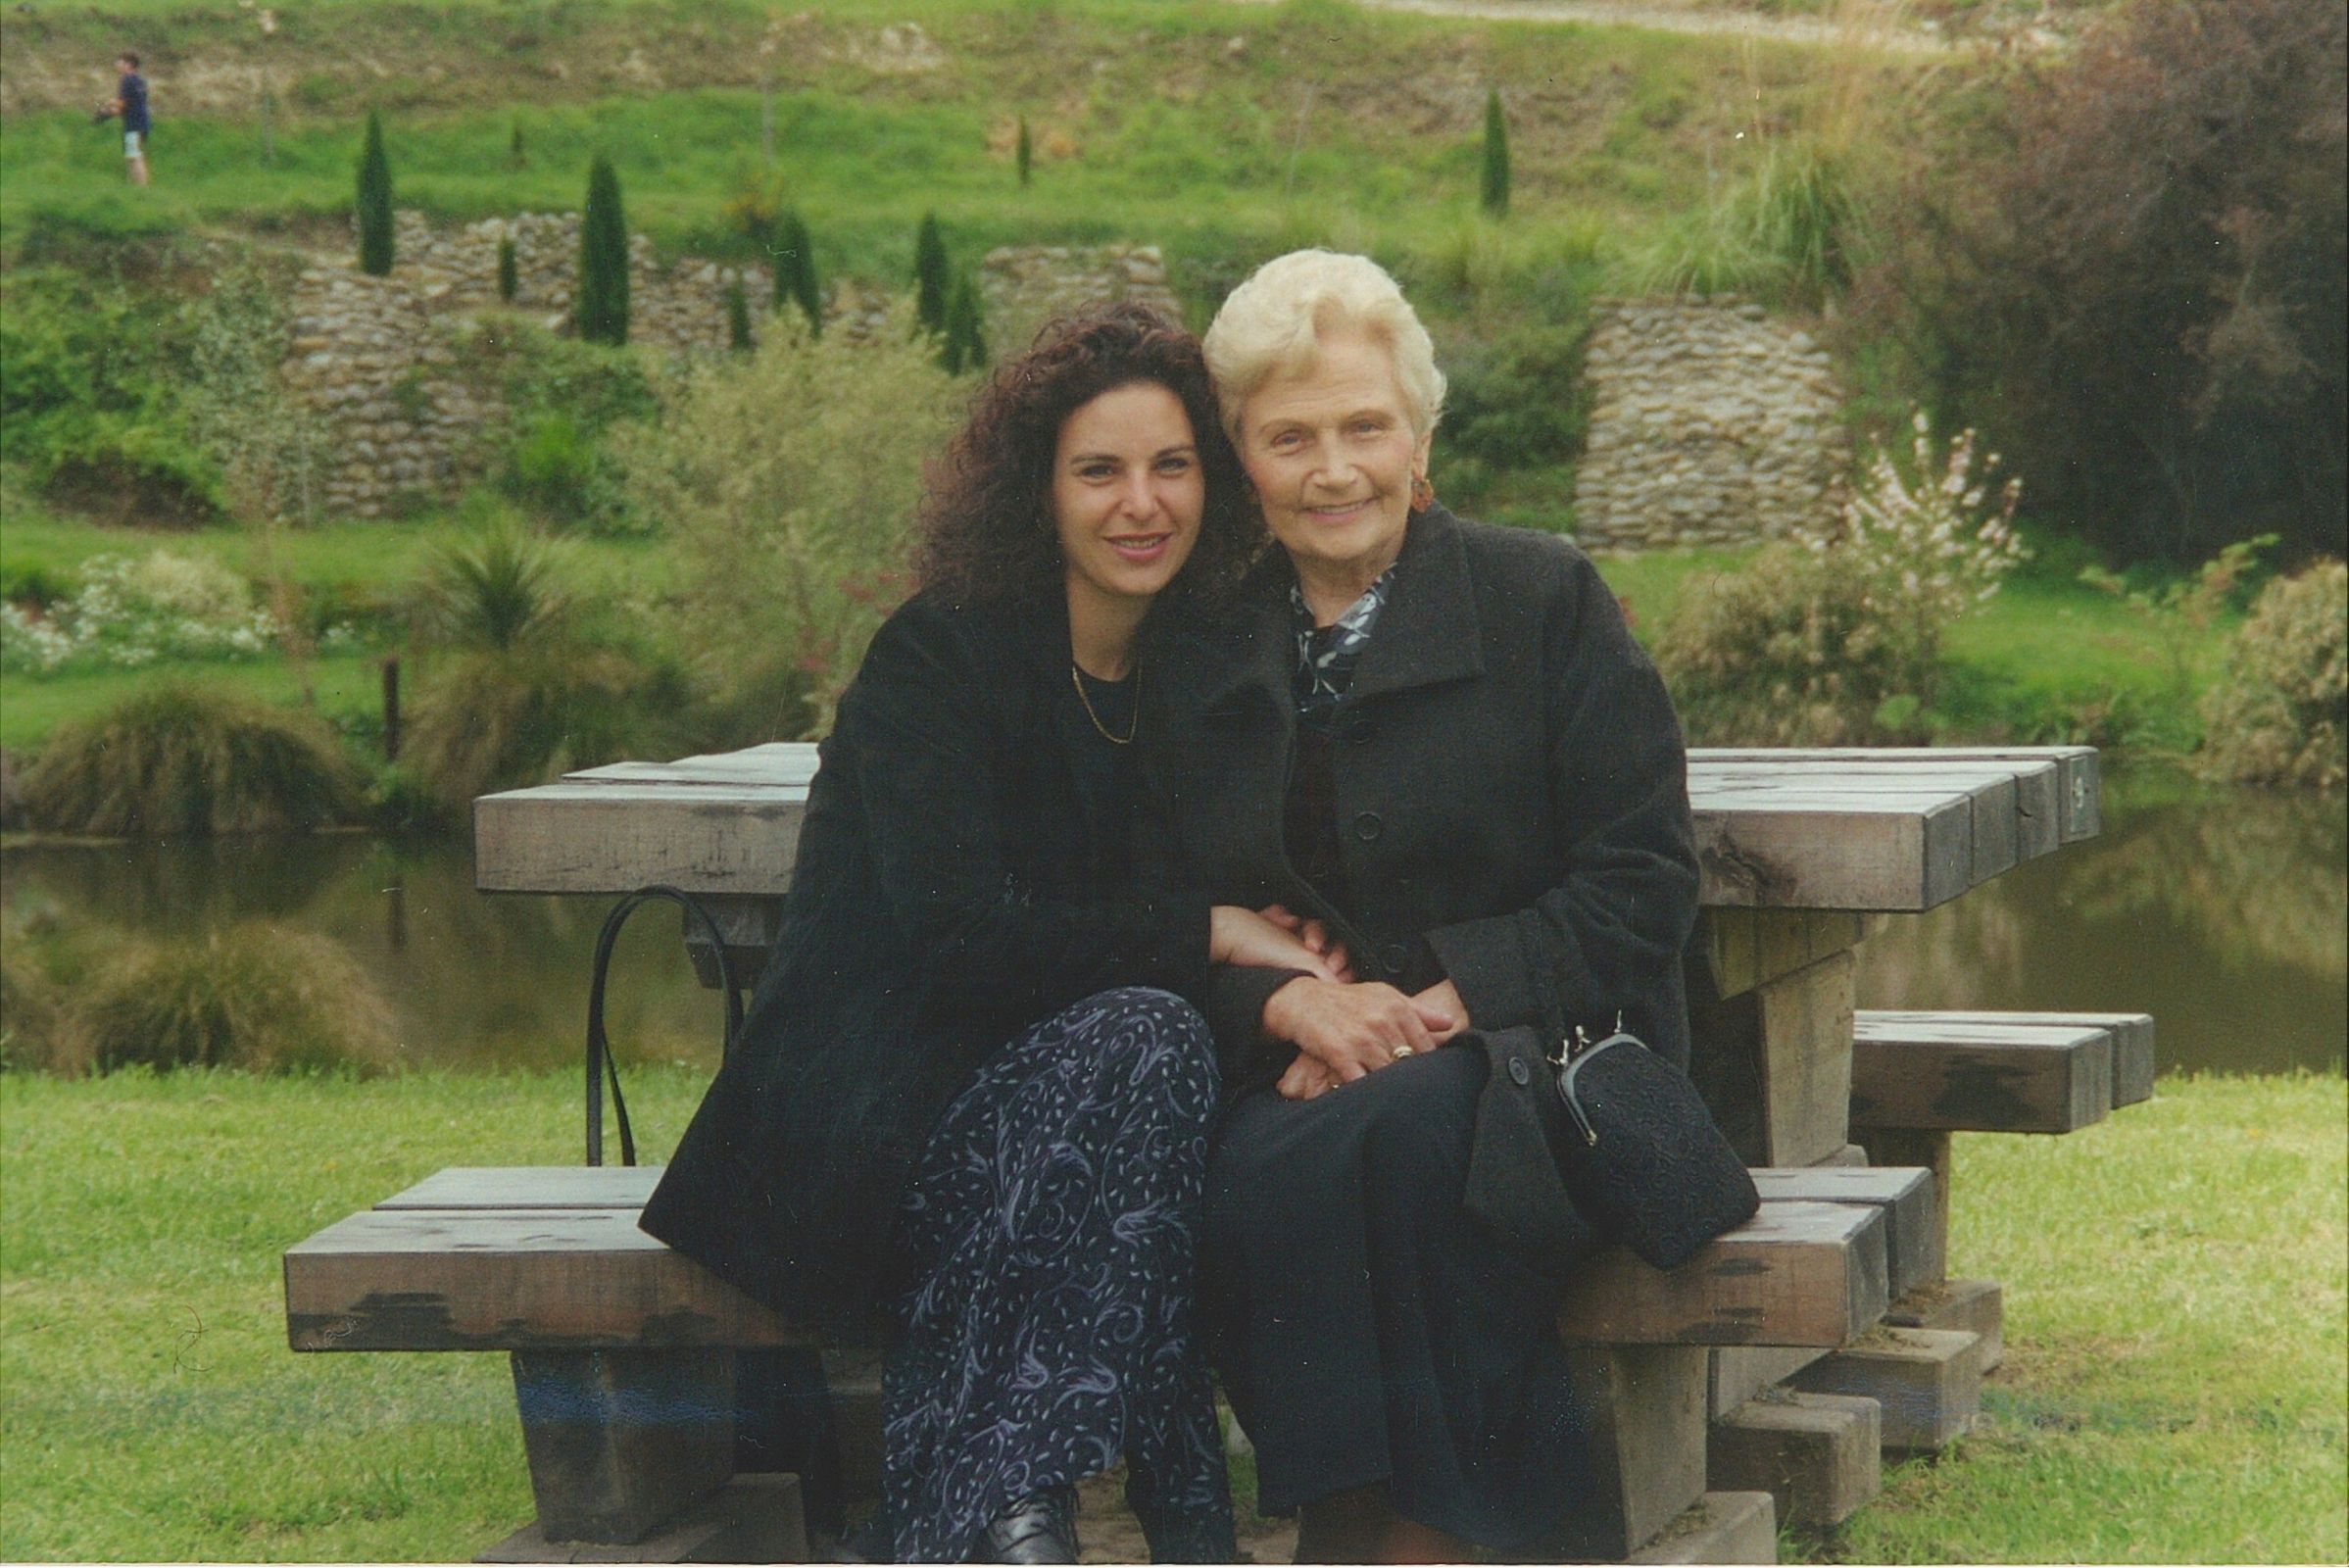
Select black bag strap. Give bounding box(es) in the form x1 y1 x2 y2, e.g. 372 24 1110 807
585 884 745 1166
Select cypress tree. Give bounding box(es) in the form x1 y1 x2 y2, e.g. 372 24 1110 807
576 154 630 346
772 209 821 332
941 271 988 374
725 278 754 352
496 235 518 302
912 212 950 336
1015 116 1032 188
356 110 395 276
1480 88 1511 218
509 121 526 169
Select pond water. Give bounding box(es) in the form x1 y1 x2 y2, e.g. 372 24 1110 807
4 769 2342 1078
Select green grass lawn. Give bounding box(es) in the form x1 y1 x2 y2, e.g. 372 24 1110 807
0 1067 2338 1561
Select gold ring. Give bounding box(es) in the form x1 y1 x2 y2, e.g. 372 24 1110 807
1393 1045 1416 1058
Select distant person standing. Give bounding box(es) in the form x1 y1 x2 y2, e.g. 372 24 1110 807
99 52 151 186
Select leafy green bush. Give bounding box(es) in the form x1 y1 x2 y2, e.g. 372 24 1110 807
576 154 630 346
1434 319 1590 513
1630 138 1862 307
16 682 362 836
64 921 399 1074
465 319 655 532
0 269 220 523
1658 543 1919 745
2199 559 2347 788
619 303 958 735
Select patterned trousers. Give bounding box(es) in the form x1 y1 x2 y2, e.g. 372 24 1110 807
882 987 1236 1563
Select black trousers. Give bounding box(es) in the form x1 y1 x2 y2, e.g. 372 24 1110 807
1199 1047 1598 1552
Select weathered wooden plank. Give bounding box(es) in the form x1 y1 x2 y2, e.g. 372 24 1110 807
1850 1020 2113 1134
475 785 806 896
1690 747 2098 842
1750 1165 1939 1298
566 748 822 788
1557 1347 1710 1559
1622 1492 1780 1565
378 1166 662 1210
1860 1009 2153 1108
1692 794 1973 912
510 1348 734 1544
478 1473 807 1564
1754 953 1857 1167
1788 1327 1982 1455
1696 760 2053 872
1708 1392 1882 1531
1852 1129 1951 1291
1557 1201 1888 1348
283 1209 814 1351
1709 1347 1828 1421
1883 1278 2004 1374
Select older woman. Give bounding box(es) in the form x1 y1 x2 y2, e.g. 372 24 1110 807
642 304 1343 1564
1151 252 1703 1561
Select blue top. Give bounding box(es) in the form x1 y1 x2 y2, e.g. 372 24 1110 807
118 73 150 133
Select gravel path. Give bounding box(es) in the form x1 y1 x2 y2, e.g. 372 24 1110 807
1248 0 1984 54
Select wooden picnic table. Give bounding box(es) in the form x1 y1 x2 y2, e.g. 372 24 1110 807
284 744 2110 1562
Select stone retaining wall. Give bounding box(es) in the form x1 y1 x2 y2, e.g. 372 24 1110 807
1573 298 1849 553
978 244 1182 360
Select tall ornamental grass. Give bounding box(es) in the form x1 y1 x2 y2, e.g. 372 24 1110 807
15 682 360 837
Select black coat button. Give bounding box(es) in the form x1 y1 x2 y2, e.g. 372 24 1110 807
1508 1056 1532 1086
1381 943 1410 975
1352 811 1383 841
1344 717 1376 746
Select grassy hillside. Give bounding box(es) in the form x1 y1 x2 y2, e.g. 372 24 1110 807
1 0 1958 296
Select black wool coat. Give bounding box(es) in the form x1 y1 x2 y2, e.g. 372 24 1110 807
1147 504 1702 1094
639 590 1209 1336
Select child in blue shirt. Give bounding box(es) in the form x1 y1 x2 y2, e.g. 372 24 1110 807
100 52 150 186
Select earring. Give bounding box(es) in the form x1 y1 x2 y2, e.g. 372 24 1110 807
1410 472 1435 512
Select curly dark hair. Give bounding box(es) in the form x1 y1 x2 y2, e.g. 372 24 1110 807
914 301 1257 606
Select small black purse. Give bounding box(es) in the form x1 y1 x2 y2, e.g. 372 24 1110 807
1546 1022 1759 1271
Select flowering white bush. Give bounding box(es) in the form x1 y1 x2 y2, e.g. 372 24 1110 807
1801 409 2028 698
0 551 280 674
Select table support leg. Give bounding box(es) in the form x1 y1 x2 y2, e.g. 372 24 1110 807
511 1348 738 1544
1554 1346 1710 1559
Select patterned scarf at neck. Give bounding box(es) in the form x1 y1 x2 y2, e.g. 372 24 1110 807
1291 564 1398 729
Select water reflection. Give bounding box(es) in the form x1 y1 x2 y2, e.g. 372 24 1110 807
1854 771 2347 1075
4 770 2343 1076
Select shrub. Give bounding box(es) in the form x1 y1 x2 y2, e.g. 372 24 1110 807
179 262 326 525
912 213 950 336
619 303 959 734
1480 89 1510 218
1016 115 1033 188
726 278 754 353
1661 411 2024 743
496 235 519 302
16 682 361 836
1857 0 2345 564
2199 560 2347 788
576 154 631 346
941 272 987 374
356 110 395 276
1433 318 1590 513
771 209 821 332
467 319 656 532
66 921 400 1074
1658 544 1922 745
0 268 220 522
412 524 573 652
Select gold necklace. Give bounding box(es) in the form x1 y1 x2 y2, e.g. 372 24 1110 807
1069 660 1140 745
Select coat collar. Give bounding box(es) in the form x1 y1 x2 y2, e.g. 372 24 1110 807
1190 503 1486 714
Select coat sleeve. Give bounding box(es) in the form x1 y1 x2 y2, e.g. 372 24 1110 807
843 605 1211 1019
1422 554 1700 1053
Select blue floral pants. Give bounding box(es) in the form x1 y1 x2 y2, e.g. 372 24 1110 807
881 987 1236 1563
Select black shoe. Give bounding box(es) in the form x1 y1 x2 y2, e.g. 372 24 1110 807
977 1487 1078 1564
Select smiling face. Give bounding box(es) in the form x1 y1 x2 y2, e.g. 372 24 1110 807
1234 326 1431 614
1052 380 1205 625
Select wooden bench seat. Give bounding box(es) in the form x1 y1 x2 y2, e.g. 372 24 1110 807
1850 1010 2155 1134
283 1165 1910 1561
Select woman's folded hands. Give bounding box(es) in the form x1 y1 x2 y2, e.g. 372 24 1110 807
1265 975 1469 1102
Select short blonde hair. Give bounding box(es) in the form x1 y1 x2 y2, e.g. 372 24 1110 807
1202 249 1445 442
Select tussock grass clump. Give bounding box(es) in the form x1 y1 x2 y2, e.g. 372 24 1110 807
15 682 361 837
64 921 400 1075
